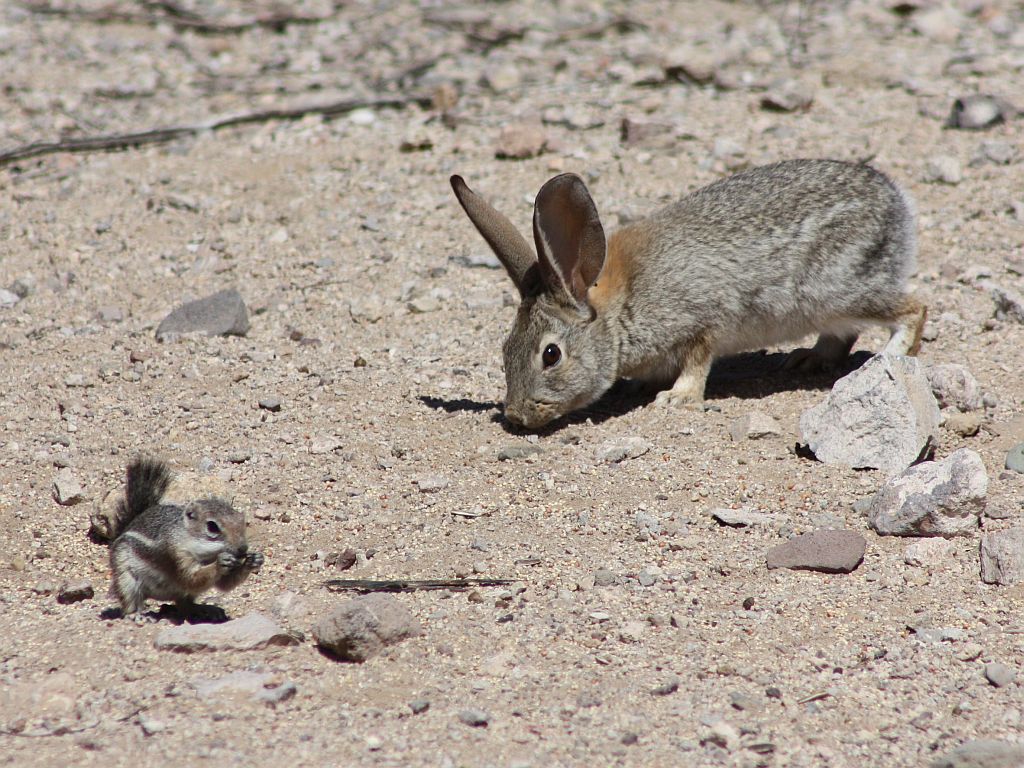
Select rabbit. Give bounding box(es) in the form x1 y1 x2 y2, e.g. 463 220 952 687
450 159 926 429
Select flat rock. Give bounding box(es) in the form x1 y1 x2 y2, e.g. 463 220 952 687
711 508 777 528
927 364 984 411
497 444 544 461
931 740 1024 768
765 529 866 573
457 708 490 727
984 662 1016 688
925 155 963 185
728 412 782 441
56 580 94 604
1007 443 1024 474
52 469 84 506
620 117 673 147
595 436 651 463
0 288 22 307
760 79 814 112
980 527 1024 585
495 123 547 160
945 412 982 437
154 612 298 653
904 538 955 567
156 288 249 340
414 474 449 493
800 354 940 475
192 670 297 704
313 593 422 662
868 448 987 536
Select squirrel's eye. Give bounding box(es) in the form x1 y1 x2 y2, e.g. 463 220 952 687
542 343 561 368
206 520 222 536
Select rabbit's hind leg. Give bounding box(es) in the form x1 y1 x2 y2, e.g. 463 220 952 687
783 332 858 373
879 296 927 357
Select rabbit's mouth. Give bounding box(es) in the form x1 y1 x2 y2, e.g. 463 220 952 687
504 399 562 429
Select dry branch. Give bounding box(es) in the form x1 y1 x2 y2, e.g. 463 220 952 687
324 578 514 593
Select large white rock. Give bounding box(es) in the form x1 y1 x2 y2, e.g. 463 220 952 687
868 448 987 537
800 354 940 475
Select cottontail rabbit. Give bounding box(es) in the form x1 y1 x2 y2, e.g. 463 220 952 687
451 159 925 429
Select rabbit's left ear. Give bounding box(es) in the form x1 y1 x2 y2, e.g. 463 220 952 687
532 173 607 306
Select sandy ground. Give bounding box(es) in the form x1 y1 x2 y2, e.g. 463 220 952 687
1 1 1023 766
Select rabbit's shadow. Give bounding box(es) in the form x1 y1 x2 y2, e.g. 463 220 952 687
99 603 231 624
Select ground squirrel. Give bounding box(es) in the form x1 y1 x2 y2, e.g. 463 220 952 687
109 458 263 616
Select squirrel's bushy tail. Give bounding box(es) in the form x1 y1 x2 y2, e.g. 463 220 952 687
113 458 171 538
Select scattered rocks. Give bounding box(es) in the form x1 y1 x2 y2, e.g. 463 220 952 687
313 594 422 662
980 527 1024 585
155 613 298 653
52 469 84 506
155 288 250 340
495 122 547 160
926 364 983 412
925 155 963 185
711 508 777 528
947 95 1013 130
760 79 814 112
728 412 782 441
1006 443 1024 474
800 354 940 475
594 436 651 463
457 708 490 727
931 740 1024 768
56 580 94 604
904 538 955 567
497 444 543 461
765 529 866 573
984 662 1016 688
868 449 988 536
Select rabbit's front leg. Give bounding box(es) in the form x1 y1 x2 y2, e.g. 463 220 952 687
654 336 712 408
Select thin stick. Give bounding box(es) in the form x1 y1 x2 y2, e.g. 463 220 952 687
324 578 514 593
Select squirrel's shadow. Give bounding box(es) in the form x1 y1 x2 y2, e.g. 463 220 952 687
420 349 872 434
100 603 231 624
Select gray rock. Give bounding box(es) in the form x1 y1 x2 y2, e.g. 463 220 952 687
97 306 124 322
931 739 1024 768
925 155 963 185
495 123 547 160
593 568 617 587
981 527 1024 585
620 117 673 147
258 396 282 412
414 474 449 493
454 251 501 270
497 444 543 461
765 529 866 573
634 511 662 536
56 580 94 604
595 436 651 463
947 95 1013 130
407 296 441 314
52 469 84 506
975 140 1016 166
193 671 297 704
945 412 982 438
156 288 249 340
313 594 422 662
926 364 984 412
904 538 955 567
409 698 430 714
0 288 22 308
800 354 940 475
155 613 298 652
728 412 782 441
913 626 967 644
711 508 777 528
760 79 814 112
1007 443 1024 474
651 675 680 696
984 662 1016 688
982 282 1024 324
868 449 988 537
457 708 490 727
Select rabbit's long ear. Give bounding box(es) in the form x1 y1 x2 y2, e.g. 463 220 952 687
451 175 540 297
532 173 606 306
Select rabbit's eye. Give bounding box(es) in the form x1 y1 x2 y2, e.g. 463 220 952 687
206 520 222 537
542 344 561 368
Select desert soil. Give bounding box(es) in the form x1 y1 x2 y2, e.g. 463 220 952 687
1 1 1023 766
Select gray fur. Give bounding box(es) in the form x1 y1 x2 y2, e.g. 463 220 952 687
452 159 925 428
109 458 262 615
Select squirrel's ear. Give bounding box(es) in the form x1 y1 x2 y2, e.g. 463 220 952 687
184 503 197 520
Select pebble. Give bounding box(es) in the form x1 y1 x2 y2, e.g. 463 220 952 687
497 444 543 461
313 594 422 662
974 140 1016 165
925 155 963 185
407 296 441 314
945 412 982 437
96 306 124 322
800 354 940 476
760 79 814 112
409 698 430 715
926 364 983 412
728 412 782 441
593 568 618 587
868 448 988 537
155 612 298 653
156 288 250 340
193 671 297 704
457 708 490 727
258 396 282 412
904 538 955 567
913 626 967 644
310 435 343 455
56 580 94 604
482 62 521 93
981 282 1024 324
947 95 1011 130
0 288 21 307
138 715 167 736
931 740 1024 768
594 436 651 463
453 251 502 270
1006 443 1024 474
711 508 776 528
414 474 449 493
619 117 673 148
52 469 84 506
651 675 680 696
765 529 866 573
495 123 547 160
984 662 1016 688
980 527 1024 585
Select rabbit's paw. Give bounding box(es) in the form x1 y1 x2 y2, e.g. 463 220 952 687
654 389 704 410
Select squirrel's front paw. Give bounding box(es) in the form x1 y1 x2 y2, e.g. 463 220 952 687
245 551 264 573
217 551 241 570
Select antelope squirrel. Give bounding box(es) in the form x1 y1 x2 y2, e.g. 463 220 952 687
109 458 263 616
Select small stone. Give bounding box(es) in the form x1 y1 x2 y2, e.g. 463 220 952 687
925 156 963 185
1006 443 1024 474
728 412 782 441
310 435 343 455
192 671 296 704
904 538 955 567
652 675 680 696
912 6 964 42
407 296 441 314
913 626 967 644
97 306 124 323
409 698 430 715
258 397 282 412
595 436 651 463
155 613 298 652
0 288 21 308
760 79 814 112
482 62 520 93
620 117 673 147
711 508 776 527
414 475 449 493
931 740 1024 768
56 580 94 604
712 137 745 163
495 123 547 160
324 549 358 571
457 708 490 727
227 451 251 464
593 568 617 587
980 527 1024 585
497 444 543 461
956 643 984 662
982 282 1024 324
984 662 1016 688
348 108 376 126
454 251 501 270
619 621 645 643
138 715 167 736
52 469 84 506
156 289 249 340
945 412 982 437
947 95 1012 131
765 529 866 573
800 354 940 475
868 449 987 537
926 364 983 412
974 140 1016 166
312 594 422 662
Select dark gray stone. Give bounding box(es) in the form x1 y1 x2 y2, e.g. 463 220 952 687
56 580 94 604
156 288 250 340
765 530 866 573
313 594 422 662
457 708 490 727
